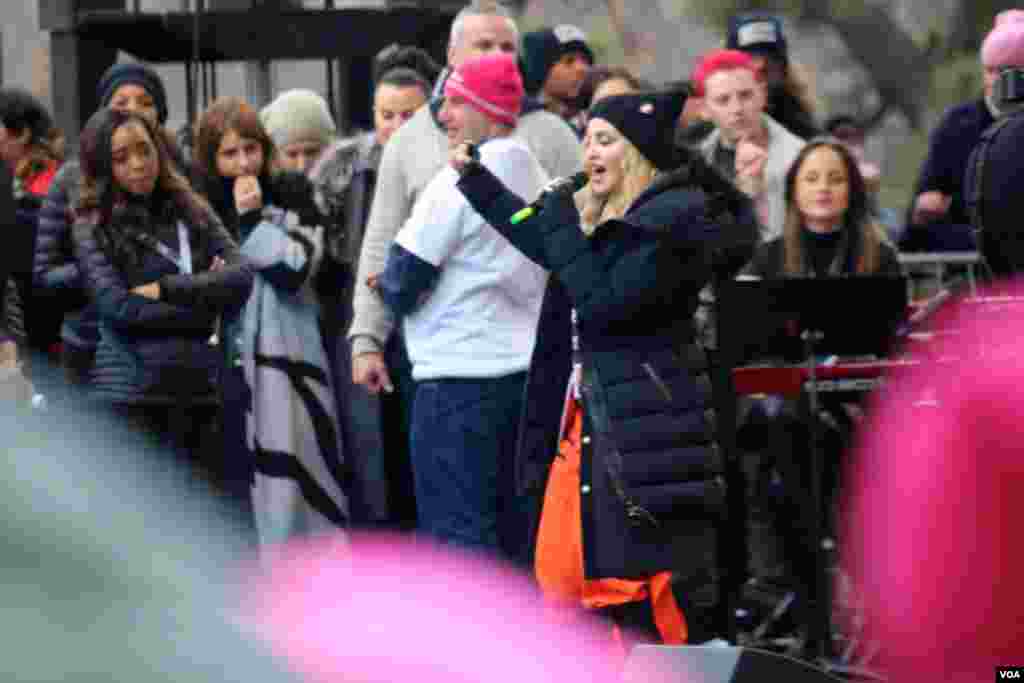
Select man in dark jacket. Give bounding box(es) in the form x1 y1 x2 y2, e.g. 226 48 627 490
964 12 1024 276
519 25 594 134
902 13 1024 252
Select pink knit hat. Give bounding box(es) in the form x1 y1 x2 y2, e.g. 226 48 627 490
444 53 524 127
981 9 1024 68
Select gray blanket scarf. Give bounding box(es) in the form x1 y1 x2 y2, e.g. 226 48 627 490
240 205 349 547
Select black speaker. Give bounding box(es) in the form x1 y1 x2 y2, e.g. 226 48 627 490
623 645 843 682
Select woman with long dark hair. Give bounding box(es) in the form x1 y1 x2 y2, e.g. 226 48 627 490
738 137 900 656
35 62 179 395
741 137 900 278
193 97 349 551
72 107 251 466
451 89 754 645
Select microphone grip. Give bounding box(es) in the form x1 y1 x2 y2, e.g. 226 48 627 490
510 172 588 225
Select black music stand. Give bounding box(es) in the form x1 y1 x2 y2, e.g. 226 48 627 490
711 276 907 665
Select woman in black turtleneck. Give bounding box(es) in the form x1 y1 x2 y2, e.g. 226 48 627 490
741 137 900 278
736 137 900 656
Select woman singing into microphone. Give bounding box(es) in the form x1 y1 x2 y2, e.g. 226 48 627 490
452 89 753 646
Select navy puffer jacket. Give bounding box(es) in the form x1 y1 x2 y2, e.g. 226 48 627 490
72 192 252 404
34 161 86 296
457 161 748 578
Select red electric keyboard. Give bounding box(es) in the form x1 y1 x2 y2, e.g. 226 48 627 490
726 293 975 398
731 358 920 397
727 295 1024 397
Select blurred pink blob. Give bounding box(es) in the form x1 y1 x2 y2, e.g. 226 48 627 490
240 533 621 683
846 285 1024 682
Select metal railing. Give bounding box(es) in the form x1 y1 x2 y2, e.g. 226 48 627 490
898 251 981 298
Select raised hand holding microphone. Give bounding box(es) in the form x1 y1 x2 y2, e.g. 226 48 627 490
510 172 589 225
451 138 587 227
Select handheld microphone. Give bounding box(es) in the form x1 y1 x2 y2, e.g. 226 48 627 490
510 172 589 225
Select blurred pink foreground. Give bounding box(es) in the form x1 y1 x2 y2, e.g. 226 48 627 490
241 533 622 683
847 284 1024 682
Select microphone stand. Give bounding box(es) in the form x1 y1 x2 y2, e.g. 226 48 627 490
800 328 834 664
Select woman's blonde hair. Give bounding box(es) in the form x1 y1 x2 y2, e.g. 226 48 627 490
577 137 658 233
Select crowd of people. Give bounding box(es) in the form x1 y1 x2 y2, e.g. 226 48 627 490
3 0 1024 677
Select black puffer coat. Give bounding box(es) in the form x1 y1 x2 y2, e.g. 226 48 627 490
36 129 189 352
72 192 252 404
458 162 746 579
34 161 87 301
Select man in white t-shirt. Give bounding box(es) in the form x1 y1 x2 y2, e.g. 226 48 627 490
375 52 549 561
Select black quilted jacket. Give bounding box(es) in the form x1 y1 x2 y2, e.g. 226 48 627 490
457 161 750 578
72 192 252 404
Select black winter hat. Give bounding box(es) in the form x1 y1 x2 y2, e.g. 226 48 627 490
96 62 169 125
726 13 789 64
588 89 687 171
519 25 595 95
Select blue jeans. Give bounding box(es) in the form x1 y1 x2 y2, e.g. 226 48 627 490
409 371 529 563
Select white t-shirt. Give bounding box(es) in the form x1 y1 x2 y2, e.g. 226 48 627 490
394 136 550 381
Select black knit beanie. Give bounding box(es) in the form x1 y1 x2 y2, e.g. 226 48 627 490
587 90 687 171
96 62 169 125
519 25 595 95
